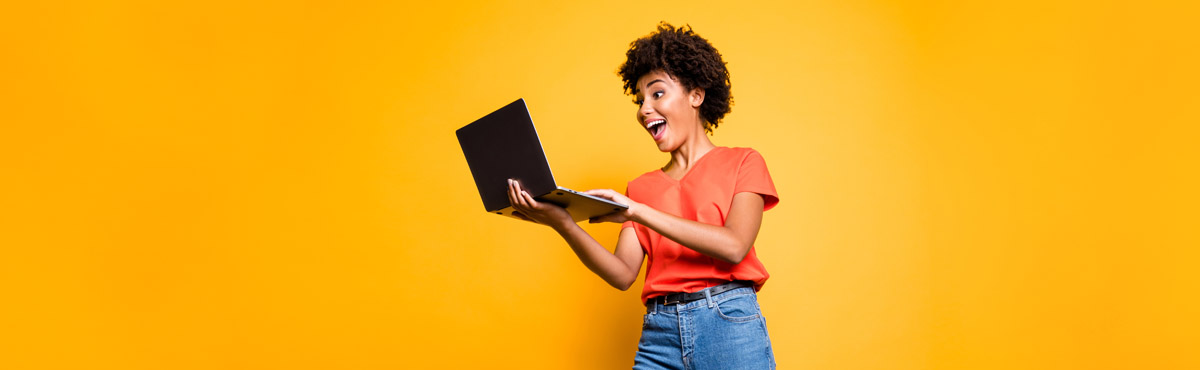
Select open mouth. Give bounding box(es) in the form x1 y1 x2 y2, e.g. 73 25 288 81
645 118 667 141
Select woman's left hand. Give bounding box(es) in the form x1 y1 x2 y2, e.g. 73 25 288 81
583 189 641 224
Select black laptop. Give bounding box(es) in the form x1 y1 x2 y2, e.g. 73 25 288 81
456 98 628 223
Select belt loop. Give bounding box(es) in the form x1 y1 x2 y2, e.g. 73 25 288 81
651 299 658 314
704 288 714 308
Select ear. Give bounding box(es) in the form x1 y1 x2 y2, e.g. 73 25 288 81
689 87 705 108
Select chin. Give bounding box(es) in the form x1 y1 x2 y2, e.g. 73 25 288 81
656 140 678 153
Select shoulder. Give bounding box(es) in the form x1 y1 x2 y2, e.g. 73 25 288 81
711 146 766 168
723 146 763 159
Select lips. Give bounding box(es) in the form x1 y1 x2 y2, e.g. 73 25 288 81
645 118 666 141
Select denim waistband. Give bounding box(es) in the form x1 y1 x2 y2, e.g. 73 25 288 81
645 286 756 314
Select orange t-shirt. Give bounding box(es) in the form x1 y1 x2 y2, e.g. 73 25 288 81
622 146 779 303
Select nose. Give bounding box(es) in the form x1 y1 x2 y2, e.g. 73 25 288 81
639 102 655 120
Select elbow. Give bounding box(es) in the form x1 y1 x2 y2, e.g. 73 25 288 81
608 274 637 291
611 279 635 291
722 243 753 265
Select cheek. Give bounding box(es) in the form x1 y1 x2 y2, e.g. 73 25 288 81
669 95 692 113
655 99 677 117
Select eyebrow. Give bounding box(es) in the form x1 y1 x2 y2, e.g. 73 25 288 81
643 79 666 91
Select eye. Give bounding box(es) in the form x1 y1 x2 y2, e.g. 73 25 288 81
653 91 664 98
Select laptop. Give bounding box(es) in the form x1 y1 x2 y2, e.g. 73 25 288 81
456 98 628 223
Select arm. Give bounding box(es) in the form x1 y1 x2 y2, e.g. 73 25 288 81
554 225 644 290
507 179 644 290
586 190 765 265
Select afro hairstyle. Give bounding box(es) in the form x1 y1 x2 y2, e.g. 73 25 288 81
618 22 732 133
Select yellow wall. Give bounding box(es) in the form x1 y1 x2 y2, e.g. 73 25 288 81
2 1 1197 369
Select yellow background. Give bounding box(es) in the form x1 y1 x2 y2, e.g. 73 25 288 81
2 1 1197 369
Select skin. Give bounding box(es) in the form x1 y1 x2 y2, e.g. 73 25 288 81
507 70 765 291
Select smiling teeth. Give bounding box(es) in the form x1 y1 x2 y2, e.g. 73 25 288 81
645 119 665 129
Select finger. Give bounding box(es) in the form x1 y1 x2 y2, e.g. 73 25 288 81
515 186 530 209
507 180 517 209
514 181 533 207
590 213 618 224
511 180 533 213
583 189 615 199
520 190 541 210
507 179 523 211
590 212 611 223
512 211 534 222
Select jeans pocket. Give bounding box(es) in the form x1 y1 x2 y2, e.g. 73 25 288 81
714 294 761 323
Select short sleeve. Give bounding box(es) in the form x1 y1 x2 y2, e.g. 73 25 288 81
621 185 636 229
736 149 780 211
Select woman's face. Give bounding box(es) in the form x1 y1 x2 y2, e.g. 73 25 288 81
635 70 704 152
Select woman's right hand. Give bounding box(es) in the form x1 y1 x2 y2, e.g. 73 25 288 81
508 178 573 229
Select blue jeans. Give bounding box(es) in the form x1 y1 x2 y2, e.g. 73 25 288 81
633 287 776 370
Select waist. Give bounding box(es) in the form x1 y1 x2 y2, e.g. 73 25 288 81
646 280 755 307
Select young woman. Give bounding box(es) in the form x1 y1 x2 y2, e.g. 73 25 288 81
507 23 779 369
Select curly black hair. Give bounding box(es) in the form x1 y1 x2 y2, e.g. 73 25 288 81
618 22 732 133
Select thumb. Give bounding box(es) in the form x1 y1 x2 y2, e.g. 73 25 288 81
584 189 615 198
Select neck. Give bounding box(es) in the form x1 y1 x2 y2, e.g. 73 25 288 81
666 125 717 172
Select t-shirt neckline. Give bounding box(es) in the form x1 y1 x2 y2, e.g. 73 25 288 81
657 146 726 182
